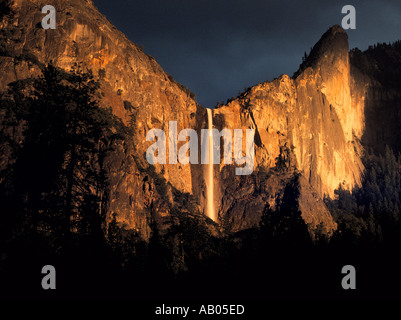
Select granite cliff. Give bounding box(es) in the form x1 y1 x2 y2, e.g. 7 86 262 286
1 0 201 239
212 26 366 235
1 0 396 239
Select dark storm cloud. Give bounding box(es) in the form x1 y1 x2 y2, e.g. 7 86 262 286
93 0 401 107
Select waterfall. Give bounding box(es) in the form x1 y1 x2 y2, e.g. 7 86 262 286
206 108 216 221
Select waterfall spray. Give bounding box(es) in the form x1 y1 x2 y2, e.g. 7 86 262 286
207 108 216 221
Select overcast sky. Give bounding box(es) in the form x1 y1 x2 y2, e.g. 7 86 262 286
93 0 401 107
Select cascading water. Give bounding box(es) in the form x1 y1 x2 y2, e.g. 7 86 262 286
206 108 216 221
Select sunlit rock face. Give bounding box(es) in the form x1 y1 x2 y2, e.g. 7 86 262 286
0 1 376 238
215 25 365 200
0 0 199 238
212 26 368 236
294 25 365 197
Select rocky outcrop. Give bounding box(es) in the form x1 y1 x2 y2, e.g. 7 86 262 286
210 26 369 235
2 0 389 239
214 26 364 200
0 0 200 238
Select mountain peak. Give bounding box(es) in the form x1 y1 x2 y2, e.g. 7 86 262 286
324 24 347 36
294 25 349 78
318 24 348 48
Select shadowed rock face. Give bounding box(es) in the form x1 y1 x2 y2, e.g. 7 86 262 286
350 42 401 155
1 0 394 238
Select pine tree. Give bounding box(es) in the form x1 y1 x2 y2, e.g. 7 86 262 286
6 63 129 252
